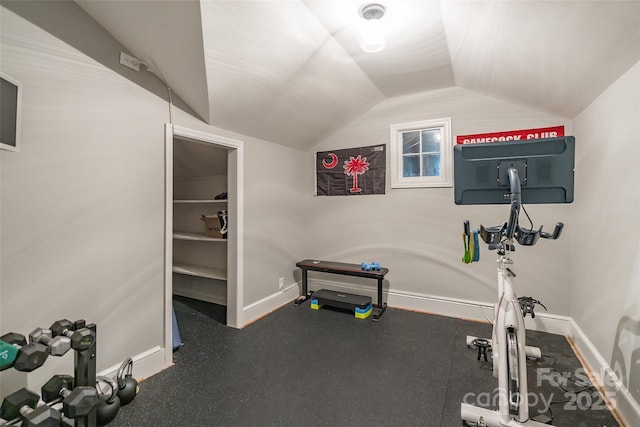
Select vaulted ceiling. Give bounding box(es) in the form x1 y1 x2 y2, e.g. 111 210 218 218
76 0 640 150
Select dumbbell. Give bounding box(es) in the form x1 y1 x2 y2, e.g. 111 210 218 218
41 374 98 419
50 319 95 352
0 387 62 427
0 333 26 371
0 332 49 372
0 339 19 371
29 328 72 357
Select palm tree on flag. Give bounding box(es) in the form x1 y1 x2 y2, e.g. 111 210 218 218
343 155 369 193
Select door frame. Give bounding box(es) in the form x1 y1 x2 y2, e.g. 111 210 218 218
164 124 244 367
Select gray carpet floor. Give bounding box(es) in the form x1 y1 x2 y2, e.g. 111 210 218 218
109 296 620 427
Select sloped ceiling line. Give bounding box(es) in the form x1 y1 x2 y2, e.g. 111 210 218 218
75 0 640 150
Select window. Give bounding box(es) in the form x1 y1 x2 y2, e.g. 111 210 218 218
390 118 452 188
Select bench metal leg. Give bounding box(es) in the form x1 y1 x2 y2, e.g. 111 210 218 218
372 277 387 321
294 269 313 305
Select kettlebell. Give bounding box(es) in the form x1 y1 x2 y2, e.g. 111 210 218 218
96 376 121 426
116 358 139 406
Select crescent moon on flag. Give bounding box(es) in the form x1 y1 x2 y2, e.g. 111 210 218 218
322 153 338 169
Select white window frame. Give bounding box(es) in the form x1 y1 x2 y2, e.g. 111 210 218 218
390 118 452 188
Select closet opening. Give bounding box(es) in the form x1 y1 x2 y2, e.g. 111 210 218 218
164 124 244 367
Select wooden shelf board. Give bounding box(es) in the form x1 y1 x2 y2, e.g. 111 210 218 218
172 263 227 280
172 287 227 306
174 199 227 204
173 231 227 242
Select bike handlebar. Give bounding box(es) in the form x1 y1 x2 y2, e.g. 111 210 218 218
540 222 563 240
471 168 564 249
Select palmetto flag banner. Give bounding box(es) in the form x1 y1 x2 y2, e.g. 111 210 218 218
315 145 386 196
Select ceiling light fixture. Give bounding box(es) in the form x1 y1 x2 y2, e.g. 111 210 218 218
358 3 387 53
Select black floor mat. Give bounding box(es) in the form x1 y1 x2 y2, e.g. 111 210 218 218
109 297 620 427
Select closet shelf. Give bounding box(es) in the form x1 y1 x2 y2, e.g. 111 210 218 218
173 231 227 242
173 263 227 281
173 199 227 204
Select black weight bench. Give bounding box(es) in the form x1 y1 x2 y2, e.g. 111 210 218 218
294 259 389 321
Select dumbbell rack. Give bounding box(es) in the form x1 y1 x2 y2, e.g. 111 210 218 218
0 320 98 427
71 320 97 427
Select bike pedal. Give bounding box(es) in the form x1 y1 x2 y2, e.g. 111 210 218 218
471 338 492 362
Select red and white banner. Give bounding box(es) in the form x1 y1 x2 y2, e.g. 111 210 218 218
456 126 564 145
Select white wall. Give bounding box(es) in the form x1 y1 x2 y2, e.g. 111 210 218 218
572 61 640 408
310 87 573 315
1 5 166 395
173 116 311 306
0 3 310 398
242 138 310 303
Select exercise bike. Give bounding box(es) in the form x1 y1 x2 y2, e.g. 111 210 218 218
461 168 563 427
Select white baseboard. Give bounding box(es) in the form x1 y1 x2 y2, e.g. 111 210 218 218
98 346 169 383
386 287 495 322
242 283 299 326
523 312 572 336
306 278 570 335
569 319 640 427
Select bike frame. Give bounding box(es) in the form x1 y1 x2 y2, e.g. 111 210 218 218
461 167 559 426
461 247 553 427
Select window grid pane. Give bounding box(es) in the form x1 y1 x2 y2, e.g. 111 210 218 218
402 154 420 177
410 128 441 177
422 153 441 177
402 131 420 154
421 129 441 154
391 117 451 189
